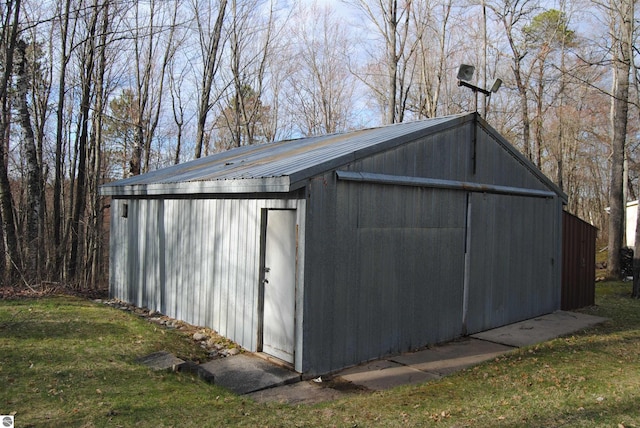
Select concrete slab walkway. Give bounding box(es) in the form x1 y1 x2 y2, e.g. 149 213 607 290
389 338 514 377
145 310 606 404
199 354 300 395
339 359 441 391
470 311 607 347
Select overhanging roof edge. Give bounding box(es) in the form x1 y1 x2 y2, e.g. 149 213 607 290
100 176 292 196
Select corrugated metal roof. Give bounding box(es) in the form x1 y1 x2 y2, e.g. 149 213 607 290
100 113 566 199
100 115 466 196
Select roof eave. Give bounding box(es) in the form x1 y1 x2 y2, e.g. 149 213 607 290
100 176 292 197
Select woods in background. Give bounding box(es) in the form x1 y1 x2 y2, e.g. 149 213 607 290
0 0 637 288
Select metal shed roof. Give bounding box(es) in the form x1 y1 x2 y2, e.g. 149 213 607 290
100 113 565 199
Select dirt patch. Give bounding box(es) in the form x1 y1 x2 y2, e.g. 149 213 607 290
315 375 370 393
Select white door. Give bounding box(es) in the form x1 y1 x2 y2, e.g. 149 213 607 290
262 209 297 363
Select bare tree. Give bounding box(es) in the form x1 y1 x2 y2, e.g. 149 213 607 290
408 0 452 118
524 9 575 169
220 0 277 148
168 60 187 165
0 0 23 282
128 0 181 175
146 0 181 170
487 0 540 161
52 0 75 280
193 0 228 158
15 39 44 283
84 0 113 287
284 1 356 135
347 0 420 124
605 0 632 280
68 0 101 281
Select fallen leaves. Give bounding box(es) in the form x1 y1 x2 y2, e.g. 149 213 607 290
429 410 451 422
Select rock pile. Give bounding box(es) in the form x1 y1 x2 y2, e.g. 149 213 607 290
96 298 241 360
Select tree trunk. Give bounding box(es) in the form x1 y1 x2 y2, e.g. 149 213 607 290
490 2 534 161
53 0 72 281
534 55 546 169
386 0 397 124
0 0 23 282
516 67 531 160
16 39 43 284
134 0 153 174
169 71 184 165
607 79 627 280
129 127 142 176
556 26 568 192
146 0 179 169
85 0 109 288
195 0 227 158
174 124 182 165
68 0 99 282
607 0 632 280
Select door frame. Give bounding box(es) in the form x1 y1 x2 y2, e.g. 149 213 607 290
257 208 298 364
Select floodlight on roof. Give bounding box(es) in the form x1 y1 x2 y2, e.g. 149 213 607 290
456 64 502 116
457 64 475 82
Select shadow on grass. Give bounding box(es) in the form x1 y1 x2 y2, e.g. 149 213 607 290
0 319 129 340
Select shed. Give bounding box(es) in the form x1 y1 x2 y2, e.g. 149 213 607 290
605 199 637 247
625 200 638 247
561 211 596 310
101 113 567 376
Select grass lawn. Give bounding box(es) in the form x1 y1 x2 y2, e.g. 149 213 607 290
1 282 640 427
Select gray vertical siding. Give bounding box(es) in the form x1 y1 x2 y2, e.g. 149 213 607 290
303 173 468 375
302 119 562 375
354 124 474 182
109 196 305 358
465 193 561 333
109 200 128 301
354 184 467 352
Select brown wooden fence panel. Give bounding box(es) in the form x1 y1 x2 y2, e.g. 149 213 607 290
562 211 597 310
